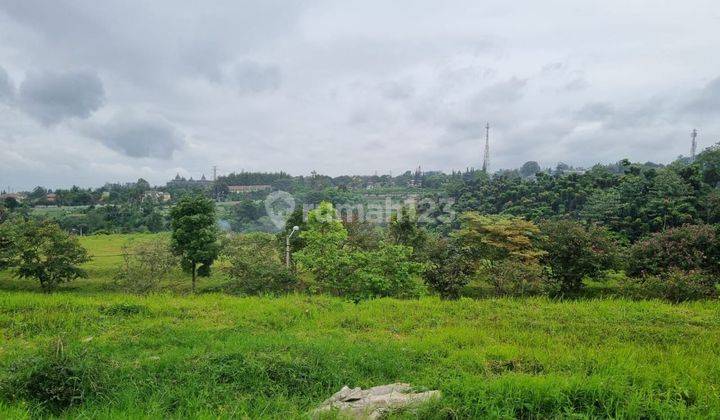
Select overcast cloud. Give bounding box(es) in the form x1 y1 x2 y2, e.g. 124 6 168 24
1 0 719 189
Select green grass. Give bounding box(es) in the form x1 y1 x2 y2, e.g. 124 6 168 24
1 234 720 418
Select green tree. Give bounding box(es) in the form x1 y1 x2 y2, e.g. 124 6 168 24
539 219 620 293
8 220 90 292
222 232 296 295
169 195 220 292
456 212 546 263
294 202 424 300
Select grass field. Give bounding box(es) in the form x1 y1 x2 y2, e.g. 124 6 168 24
1 234 720 418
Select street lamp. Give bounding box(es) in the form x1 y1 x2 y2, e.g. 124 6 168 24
286 225 299 268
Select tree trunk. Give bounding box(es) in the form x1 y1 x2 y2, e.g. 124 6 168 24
191 262 196 294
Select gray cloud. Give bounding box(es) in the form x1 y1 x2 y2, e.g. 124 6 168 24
1 1 720 189
0 66 13 101
85 114 185 159
684 76 720 117
18 70 105 125
232 61 281 94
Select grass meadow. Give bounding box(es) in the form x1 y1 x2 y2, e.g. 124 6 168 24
1 234 719 418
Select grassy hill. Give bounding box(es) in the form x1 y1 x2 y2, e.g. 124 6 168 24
0 234 719 418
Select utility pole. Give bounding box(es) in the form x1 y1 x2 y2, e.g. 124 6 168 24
286 226 300 268
691 129 698 161
482 123 490 173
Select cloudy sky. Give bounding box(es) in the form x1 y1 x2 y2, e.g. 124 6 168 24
1 0 719 190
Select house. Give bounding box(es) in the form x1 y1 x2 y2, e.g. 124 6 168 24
46 193 57 203
227 185 271 194
0 193 25 202
142 190 172 202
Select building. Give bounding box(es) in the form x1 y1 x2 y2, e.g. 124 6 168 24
46 193 57 203
0 193 26 202
142 190 172 202
166 173 214 189
227 185 271 194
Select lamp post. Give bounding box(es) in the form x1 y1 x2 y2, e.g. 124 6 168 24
286 225 299 268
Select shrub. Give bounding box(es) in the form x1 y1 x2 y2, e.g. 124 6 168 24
294 202 425 300
7 219 90 292
222 232 297 295
540 220 620 293
628 224 720 277
618 269 719 302
114 237 178 294
422 236 474 299
481 260 559 297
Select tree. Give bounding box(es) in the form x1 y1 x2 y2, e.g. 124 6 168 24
456 213 546 263
628 224 720 277
388 206 427 257
115 237 178 294
169 195 220 292
8 220 90 292
222 232 295 295
294 202 424 300
539 219 620 293
422 235 474 299
520 161 542 178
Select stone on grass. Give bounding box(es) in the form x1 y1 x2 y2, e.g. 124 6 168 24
312 383 440 419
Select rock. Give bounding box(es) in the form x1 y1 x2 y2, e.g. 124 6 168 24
312 383 441 419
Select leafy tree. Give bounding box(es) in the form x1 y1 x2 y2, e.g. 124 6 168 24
169 195 220 292
115 237 177 294
520 161 542 178
539 219 620 293
422 235 474 299
628 224 720 277
222 232 295 295
456 212 546 263
388 206 427 257
8 220 90 292
294 202 424 300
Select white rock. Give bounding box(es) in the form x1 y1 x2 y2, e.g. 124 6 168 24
312 383 441 419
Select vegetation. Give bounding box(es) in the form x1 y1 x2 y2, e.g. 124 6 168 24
0 219 89 292
3 147 720 417
1 292 719 418
170 195 220 292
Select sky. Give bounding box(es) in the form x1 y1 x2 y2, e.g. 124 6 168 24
1 0 719 190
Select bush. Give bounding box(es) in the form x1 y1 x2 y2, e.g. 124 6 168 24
222 232 297 295
294 202 425 300
539 220 620 293
114 237 178 294
481 260 559 297
3 219 90 292
1 345 102 415
628 224 720 277
618 269 719 302
422 236 474 299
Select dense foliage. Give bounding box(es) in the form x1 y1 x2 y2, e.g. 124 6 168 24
170 195 220 292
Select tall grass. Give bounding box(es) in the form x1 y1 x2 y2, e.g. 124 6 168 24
1 292 719 418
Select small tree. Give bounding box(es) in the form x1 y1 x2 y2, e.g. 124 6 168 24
115 237 178 294
10 220 90 292
628 224 720 277
169 195 219 293
456 212 546 263
222 232 296 295
422 235 474 299
294 202 424 300
539 219 620 293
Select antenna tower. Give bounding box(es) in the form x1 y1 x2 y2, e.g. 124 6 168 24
212 165 218 181
482 123 490 172
691 129 698 161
